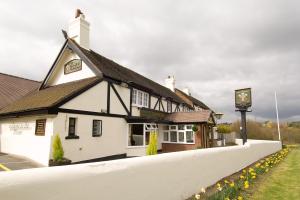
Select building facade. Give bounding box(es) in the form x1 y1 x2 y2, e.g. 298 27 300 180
0 10 215 166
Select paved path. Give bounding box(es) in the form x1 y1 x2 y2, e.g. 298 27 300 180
251 146 300 199
0 153 41 172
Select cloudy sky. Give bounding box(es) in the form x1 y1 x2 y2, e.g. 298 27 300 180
0 0 299 122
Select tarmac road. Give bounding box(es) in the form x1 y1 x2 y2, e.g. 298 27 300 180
0 153 42 172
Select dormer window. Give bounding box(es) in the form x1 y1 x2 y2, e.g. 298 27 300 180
132 89 149 107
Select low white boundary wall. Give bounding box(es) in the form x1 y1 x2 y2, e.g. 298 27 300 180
0 139 281 200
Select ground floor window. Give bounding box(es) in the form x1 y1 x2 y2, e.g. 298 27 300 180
66 117 79 139
128 123 158 146
163 124 195 144
92 120 102 137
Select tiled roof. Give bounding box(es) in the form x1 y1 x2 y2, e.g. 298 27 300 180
0 73 40 110
0 77 100 116
164 110 213 123
175 88 211 110
71 40 185 104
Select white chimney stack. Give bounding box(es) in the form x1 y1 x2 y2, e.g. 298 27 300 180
165 76 175 92
68 9 90 49
183 88 191 96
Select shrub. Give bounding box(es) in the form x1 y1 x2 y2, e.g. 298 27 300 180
52 134 64 161
217 124 232 134
192 125 199 132
146 131 157 155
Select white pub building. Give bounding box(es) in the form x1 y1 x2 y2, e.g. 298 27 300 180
0 10 215 166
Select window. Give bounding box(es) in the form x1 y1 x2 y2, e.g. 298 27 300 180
66 117 79 139
132 89 137 104
128 123 158 146
178 125 185 130
170 131 177 142
35 119 46 136
92 120 102 137
178 132 185 142
162 125 195 144
163 132 169 141
186 131 194 143
132 89 149 107
143 93 149 107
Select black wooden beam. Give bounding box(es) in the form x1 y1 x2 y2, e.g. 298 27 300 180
111 83 130 115
107 82 111 114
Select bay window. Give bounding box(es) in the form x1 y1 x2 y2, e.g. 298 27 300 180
163 124 195 144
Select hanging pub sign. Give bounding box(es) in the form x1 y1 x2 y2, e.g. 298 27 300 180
64 59 82 74
235 88 252 109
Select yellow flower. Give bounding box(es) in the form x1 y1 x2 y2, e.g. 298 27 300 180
224 180 229 184
244 181 249 189
195 194 201 199
225 198 230 200
243 169 246 173
238 196 243 200
230 181 235 187
252 176 256 179
240 175 245 179
201 187 206 193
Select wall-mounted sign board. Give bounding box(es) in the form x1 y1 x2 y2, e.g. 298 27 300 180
64 59 82 75
235 88 252 109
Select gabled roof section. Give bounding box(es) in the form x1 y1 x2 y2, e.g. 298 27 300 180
70 41 184 104
0 77 101 116
175 88 212 111
39 39 103 90
0 73 40 110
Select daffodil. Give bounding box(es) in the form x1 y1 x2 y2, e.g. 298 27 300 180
238 196 243 200
230 181 235 187
194 194 201 199
201 187 206 193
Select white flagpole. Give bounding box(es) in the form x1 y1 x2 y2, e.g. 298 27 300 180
275 91 281 141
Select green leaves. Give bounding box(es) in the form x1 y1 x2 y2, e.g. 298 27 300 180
52 134 64 161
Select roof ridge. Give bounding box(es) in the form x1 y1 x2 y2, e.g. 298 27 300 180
0 72 41 83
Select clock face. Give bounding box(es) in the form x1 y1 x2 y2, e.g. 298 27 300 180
235 88 252 109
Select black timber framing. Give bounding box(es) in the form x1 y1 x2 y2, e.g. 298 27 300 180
110 83 130 116
153 98 160 110
129 86 133 116
107 82 111 114
160 99 165 112
57 108 126 118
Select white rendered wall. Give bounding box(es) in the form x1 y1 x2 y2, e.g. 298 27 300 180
110 83 131 115
46 49 95 86
0 140 281 200
0 116 54 166
61 81 107 113
53 113 127 162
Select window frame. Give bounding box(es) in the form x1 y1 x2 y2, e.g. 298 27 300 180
66 117 79 139
92 120 102 137
162 124 195 144
132 89 149 108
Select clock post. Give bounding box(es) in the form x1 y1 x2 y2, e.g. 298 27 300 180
235 88 252 145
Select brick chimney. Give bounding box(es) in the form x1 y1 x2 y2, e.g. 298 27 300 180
68 9 90 49
165 76 175 92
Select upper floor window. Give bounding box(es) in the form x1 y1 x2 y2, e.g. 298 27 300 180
132 89 149 107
